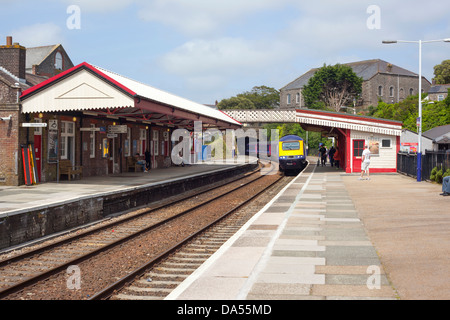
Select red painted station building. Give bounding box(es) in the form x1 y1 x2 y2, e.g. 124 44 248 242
296 109 403 173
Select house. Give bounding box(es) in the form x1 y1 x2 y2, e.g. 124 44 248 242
423 124 450 151
25 44 74 79
280 59 431 111
400 125 450 153
427 84 450 102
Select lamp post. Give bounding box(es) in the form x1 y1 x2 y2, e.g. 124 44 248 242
382 38 450 182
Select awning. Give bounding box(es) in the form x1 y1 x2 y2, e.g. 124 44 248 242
296 109 403 136
20 62 241 129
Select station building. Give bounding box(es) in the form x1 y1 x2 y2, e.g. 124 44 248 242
296 109 403 173
1 61 241 186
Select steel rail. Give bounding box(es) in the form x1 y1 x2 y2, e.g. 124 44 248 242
89 165 281 300
0 162 273 299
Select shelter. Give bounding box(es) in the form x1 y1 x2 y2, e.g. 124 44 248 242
296 109 402 173
12 62 240 184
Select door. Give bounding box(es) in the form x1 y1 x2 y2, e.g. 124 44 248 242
352 139 365 172
34 118 42 182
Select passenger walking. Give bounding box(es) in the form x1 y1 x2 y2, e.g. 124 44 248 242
441 176 450 196
318 144 327 167
329 146 336 167
359 145 371 180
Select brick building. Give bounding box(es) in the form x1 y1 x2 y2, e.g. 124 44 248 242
0 36 75 185
280 59 431 111
26 44 74 80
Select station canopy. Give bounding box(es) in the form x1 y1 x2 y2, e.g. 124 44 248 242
296 109 403 136
20 62 241 130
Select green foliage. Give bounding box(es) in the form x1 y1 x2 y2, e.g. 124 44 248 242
433 59 450 85
443 169 450 178
436 168 444 183
218 85 279 110
303 63 363 111
217 96 255 110
370 92 450 131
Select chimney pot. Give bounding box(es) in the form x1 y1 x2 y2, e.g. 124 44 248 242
6 36 12 46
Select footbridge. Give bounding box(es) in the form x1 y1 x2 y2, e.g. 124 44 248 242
222 109 296 126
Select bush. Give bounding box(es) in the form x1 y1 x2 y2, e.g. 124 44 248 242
430 167 438 181
436 169 444 183
444 169 450 178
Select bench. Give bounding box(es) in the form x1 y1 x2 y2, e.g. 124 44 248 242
59 159 83 181
126 156 142 172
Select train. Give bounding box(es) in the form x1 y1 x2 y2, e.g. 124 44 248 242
278 134 307 173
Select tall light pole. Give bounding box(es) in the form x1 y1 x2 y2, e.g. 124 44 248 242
382 38 450 181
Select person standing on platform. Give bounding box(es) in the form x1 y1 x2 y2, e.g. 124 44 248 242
334 147 340 169
329 146 336 167
359 145 371 180
145 149 151 172
441 176 450 196
318 144 327 166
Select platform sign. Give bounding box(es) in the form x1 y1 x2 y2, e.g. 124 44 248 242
108 125 127 134
21 123 47 127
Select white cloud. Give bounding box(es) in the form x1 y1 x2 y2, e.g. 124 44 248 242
10 23 64 47
137 0 290 37
59 0 134 13
162 38 282 74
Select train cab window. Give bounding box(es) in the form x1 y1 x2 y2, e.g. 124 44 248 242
282 141 300 150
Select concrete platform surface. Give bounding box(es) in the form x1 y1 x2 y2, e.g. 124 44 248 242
165 157 449 300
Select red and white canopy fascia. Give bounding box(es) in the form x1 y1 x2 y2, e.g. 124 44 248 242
296 109 402 136
20 62 241 129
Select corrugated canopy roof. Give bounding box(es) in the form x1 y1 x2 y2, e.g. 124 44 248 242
20 62 241 129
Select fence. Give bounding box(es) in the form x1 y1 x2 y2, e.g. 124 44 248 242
397 150 450 180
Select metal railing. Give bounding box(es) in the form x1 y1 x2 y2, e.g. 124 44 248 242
397 150 450 180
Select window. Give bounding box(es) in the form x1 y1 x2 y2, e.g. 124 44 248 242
378 86 383 96
389 86 394 97
438 94 444 101
153 130 159 156
125 127 131 156
296 93 300 104
353 140 365 157
287 94 291 104
89 124 95 158
60 121 74 161
381 139 391 148
55 52 63 70
410 88 414 96
282 141 300 151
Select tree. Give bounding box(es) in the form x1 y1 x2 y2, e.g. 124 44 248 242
433 60 450 84
303 64 363 112
370 91 450 132
217 86 279 110
217 96 255 110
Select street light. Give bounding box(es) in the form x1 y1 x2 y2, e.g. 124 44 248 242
382 38 450 182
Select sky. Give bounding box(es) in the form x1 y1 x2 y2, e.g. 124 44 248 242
1 0 449 105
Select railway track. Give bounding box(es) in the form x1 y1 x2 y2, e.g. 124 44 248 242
0 161 293 300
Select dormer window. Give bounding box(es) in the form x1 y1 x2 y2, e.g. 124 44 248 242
55 52 63 70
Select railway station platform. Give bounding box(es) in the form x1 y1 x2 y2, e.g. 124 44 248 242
166 157 450 300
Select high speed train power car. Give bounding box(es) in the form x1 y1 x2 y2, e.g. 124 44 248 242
278 134 306 173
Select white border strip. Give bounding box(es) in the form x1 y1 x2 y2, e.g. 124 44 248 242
165 161 315 300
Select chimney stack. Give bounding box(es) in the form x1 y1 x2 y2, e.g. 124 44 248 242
0 36 26 80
